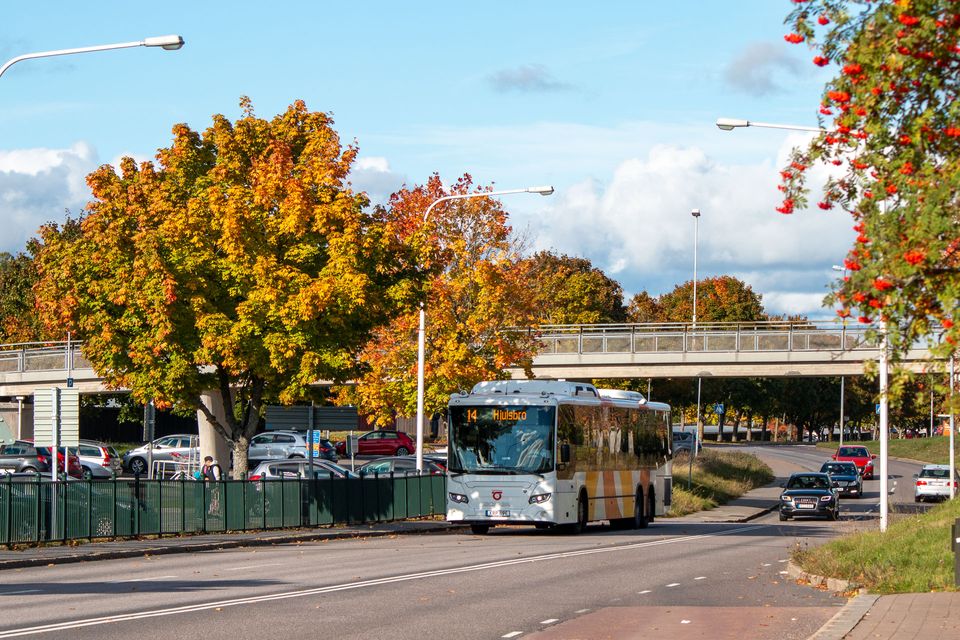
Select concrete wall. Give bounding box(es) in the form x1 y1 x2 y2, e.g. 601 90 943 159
0 400 32 440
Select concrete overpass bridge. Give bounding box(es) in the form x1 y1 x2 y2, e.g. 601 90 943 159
0 321 938 441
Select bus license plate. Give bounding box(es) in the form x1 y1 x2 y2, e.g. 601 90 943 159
485 510 510 517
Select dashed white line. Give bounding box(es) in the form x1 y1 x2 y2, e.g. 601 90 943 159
110 575 177 583
1 590 42 595
540 619 559 625
779 571 789 575
681 620 692 624
761 563 771 567
224 563 282 572
666 582 680 587
694 576 707 580
575 609 590 614
638 589 652 594
502 632 523 638
778 559 789 563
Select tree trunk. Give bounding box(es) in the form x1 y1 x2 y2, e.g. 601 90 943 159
232 434 251 479
731 411 741 443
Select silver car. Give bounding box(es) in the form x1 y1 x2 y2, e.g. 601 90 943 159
123 434 199 475
914 464 959 502
248 431 308 464
249 459 357 480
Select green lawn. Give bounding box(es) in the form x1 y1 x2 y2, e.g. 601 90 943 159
794 497 960 593
667 450 774 516
816 437 958 465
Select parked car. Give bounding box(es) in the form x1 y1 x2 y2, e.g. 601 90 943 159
248 431 338 464
248 459 357 480
914 464 959 503
73 440 123 478
359 456 446 476
335 430 416 457
779 472 839 521
831 445 876 479
123 434 199 475
0 440 83 478
819 461 863 498
672 430 702 454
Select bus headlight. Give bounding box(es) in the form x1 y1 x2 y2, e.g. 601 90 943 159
528 493 551 504
449 492 469 504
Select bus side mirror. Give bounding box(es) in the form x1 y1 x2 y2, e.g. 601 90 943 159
560 443 571 464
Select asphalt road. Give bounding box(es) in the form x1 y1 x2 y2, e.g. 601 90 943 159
0 445 925 640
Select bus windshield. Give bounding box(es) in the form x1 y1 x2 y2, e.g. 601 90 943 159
449 406 556 475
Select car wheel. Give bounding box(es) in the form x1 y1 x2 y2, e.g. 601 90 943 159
128 457 147 475
396 447 409 456
915 496 922 503
470 524 490 535
829 508 839 521
21 466 38 473
779 512 789 521
82 467 93 481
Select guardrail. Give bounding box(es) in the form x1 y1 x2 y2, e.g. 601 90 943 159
529 321 876 356
0 340 90 374
0 473 446 546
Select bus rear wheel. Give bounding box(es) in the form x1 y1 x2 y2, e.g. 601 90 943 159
635 488 648 529
470 524 490 535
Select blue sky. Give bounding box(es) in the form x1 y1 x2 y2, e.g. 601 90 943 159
0 1 852 319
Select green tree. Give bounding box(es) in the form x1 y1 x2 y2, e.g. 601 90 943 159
524 251 626 324
780 0 960 366
626 276 766 323
32 99 415 477
0 251 46 343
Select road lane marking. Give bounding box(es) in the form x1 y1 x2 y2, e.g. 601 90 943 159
694 576 706 580
224 563 282 572
575 609 590 613
666 583 680 587
110 575 177 583
761 563 771 567
0 524 764 638
638 590 651 594
540 619 558 625
502 633 523 638
1 590 42 595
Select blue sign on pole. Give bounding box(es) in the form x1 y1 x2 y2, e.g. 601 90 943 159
714 403 724 414
876 403 881 414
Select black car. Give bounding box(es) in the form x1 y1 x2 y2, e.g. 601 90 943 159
779 472 839 521
819 461 863 498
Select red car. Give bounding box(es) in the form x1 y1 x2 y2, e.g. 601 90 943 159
832 445 876 479
335 430 416 457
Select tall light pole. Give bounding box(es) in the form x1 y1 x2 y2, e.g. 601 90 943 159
414 185 554 471
832 265 847 447
719 115 892 531
0 35 185 80
691 208 702 484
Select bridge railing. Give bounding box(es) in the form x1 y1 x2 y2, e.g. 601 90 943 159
0 340 91 374
530 321 877 356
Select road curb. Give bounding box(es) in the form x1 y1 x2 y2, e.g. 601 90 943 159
806 593 878 640
0 522 459 570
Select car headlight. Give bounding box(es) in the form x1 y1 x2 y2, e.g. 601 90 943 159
780 495 793 502
448 492 469 504
820 495 833 502
529 493 551 504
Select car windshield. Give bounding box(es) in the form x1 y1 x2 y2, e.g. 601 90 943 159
787 475 831 490
449 406 556 475
919 468 951 479
838 447 868 457
821 463 857 475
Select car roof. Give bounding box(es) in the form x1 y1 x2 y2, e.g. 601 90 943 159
921 464 950 470
789 472 830 478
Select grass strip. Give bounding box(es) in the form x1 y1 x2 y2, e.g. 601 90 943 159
794 497 960 593
667 449 774 517
815 437 958 465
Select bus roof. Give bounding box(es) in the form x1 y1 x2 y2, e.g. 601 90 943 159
462 380 600 399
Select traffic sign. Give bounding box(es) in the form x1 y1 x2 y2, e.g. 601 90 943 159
33 387 80 447
714 403 724 414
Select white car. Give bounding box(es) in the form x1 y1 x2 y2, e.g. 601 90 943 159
914 464 959 502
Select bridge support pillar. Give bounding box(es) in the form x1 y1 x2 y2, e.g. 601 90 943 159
197 390 232 473
0 397 32 440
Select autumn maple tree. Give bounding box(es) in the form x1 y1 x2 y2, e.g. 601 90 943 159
523 251 627 325
626 276 766 323
779 0 960 363
0 251 47 343
338 175 539 426
32 99 415 476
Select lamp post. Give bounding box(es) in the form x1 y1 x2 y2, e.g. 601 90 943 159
690 208 701 488
414 185 554 471
719 116 892 531
0 36 185 80
832 265 847 447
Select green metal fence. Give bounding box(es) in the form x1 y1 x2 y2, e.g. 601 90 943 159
0 473 447 545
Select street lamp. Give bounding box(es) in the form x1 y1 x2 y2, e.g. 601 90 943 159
720 116 891 530
832 265 847 447
414 185 554 471
0 35 185 79
715 118 825 133
690 208 701 488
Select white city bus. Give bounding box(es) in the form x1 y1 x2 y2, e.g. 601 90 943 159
446 380 672 534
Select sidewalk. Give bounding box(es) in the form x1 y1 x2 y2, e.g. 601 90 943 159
0 519 458 570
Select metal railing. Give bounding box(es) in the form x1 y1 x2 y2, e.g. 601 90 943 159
0 340 91 374
0 473 446 545
530 321 876 356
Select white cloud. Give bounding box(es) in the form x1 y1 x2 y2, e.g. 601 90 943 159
0 143 98 253
349 155 407 206
724 42 803 97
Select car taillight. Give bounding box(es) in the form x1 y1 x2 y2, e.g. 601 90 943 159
103 450 112 462
319 446 331 452
917 480 927 485
249 475 261 482
37 454 48 464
